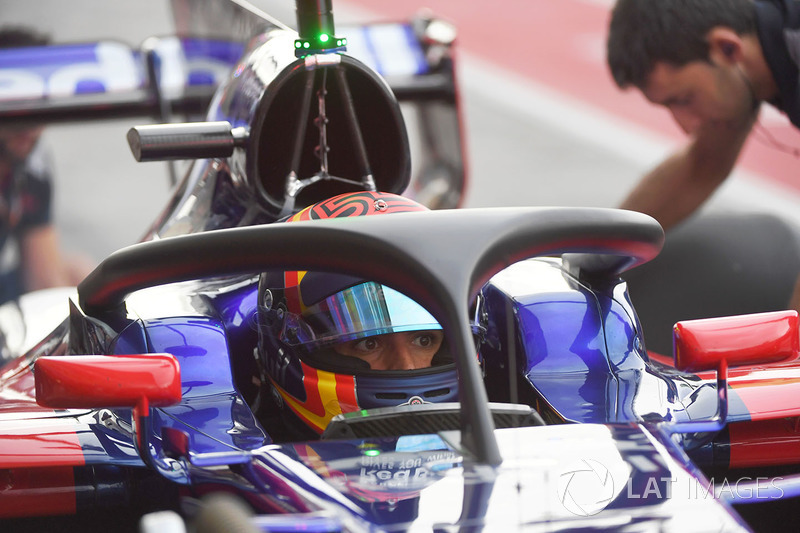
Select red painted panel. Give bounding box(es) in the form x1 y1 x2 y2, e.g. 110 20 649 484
729 418 800 468
0 466 77 517
0 354 52 416
35 354 181 409
728 364 800 420
0 419 85 469
673 311 799 373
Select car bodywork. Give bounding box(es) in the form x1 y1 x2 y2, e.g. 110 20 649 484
1 1 798 531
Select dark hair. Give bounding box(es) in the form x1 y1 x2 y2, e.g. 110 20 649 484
0 26 51 49
607 0 756 89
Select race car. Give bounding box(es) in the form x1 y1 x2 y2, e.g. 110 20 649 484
1 1 799 531
3 190 757 532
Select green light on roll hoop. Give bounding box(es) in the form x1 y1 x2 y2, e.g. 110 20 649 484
293 35 347 58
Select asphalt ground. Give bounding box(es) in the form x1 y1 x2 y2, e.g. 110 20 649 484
3 0 800 264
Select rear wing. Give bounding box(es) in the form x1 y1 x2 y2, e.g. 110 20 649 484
0 39 239 123
0 21 454 125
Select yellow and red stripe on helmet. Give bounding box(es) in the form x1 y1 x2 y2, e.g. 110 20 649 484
270 361 358 434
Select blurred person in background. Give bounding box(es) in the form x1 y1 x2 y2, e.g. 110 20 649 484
0 26 94 304
607 0 800 309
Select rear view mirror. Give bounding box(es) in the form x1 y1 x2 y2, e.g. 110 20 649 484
35 354 181 469
35 354 181 410
673 310 799 373
668 310 798 435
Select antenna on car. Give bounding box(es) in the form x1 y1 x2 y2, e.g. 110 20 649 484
278 0 377 217
293 0 348 57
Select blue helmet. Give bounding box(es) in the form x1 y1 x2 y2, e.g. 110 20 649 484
257 192 459 436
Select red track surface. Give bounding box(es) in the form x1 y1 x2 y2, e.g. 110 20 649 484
344 0 800 192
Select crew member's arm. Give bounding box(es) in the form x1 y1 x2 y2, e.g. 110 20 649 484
620 115 754 231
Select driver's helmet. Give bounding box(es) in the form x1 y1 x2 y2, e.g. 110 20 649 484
257 191 459 436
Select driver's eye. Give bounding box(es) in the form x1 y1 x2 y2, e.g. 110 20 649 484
355 337 380 352
415 334 433 347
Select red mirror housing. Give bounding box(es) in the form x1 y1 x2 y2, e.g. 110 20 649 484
673 310 799 373
35 354 181 409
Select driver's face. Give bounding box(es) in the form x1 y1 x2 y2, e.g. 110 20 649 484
332 330 444 370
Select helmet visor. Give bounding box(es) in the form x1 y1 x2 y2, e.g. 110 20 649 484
283 282 440 349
